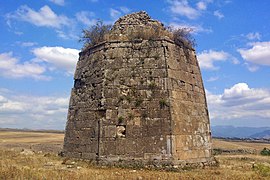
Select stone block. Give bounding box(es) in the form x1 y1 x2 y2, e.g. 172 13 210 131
104 125 116 138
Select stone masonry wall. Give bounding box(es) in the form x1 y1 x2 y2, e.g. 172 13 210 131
63 11 213 167
63 38 213 166
165 41 212 164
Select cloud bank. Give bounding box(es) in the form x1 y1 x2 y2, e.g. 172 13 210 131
7 5 71 28
197 50 229 70
32 46 79 75
238 41 270 66
207 83 270 123
0 91 69 129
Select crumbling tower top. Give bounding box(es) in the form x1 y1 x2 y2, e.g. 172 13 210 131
112 11 163 30
110 11 166 38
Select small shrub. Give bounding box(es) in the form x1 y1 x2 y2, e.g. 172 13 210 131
213 148 223 155
118 116 124 124
254 163 270 177
167 27 196 48
148 82 157 90
260 148 270 156
125 95 132 103
128 113 134 120
159 99 169 109
135 98 143 107
80 20 112 48
79 19 196 49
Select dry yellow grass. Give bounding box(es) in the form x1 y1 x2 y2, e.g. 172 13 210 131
0 131 270 179
0 131 64 144
213 139 270 152
0 131 64 154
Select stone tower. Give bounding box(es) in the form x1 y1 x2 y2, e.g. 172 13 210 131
63 11 214 167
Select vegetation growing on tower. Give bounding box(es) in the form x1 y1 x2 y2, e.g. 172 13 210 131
79 20 196 49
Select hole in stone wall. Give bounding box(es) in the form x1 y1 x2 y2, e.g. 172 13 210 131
97 109 106 118
97 101 104 108
74 109 78 116
142 112 147 119
74 79 85 88
179 80 185 87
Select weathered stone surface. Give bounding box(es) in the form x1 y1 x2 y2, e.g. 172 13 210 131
63 11 214 168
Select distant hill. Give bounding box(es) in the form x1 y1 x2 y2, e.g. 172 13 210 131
250 130 270 139
211 126 270 138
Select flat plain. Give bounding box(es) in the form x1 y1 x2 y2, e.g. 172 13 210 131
1 130 270 179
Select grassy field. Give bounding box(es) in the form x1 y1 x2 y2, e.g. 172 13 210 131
0 131 64 153
212 138 270 152
1 131 270 179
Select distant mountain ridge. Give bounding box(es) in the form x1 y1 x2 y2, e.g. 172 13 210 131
211 126 270 139
250 130 270 139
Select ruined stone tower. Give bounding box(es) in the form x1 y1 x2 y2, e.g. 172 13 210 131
63 11 214 167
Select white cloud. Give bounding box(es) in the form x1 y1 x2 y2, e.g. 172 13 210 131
238 41 270 66
6 5 78 40
6 5 71 29
0 52 48 80
14 31 23 35
110 8 122 20
76 11 96 26
207 83 270 121
246 32 261 40
0 46 79 80
167 0 200 19
196 1 207 10
32 46 79 74
109 7 131 21
0 95 8 103
0 91 69 129
0 98 25 112
16 41 37 47
213 10 224 19
169 22 212 34
197 50 229 70
49 0 65 6
119 7 131 14
231 57 240 65
223 83 255 100
207 76 219 82
55 30 77 40
244 63 259 72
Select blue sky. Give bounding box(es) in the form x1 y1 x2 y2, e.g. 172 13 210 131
0 0 270 129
